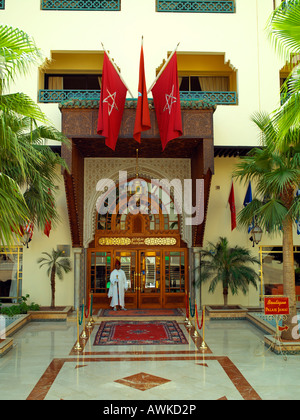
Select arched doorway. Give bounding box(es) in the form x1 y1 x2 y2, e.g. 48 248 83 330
87 177 188 308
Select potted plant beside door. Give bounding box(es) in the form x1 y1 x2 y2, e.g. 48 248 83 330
196 237 260 319
37 249 72 314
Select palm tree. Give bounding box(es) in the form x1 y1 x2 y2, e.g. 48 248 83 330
197 237 259 307
233 112 300 340
0 24 69 245
1 115 68 236
37 249 72 308
266 0 300 144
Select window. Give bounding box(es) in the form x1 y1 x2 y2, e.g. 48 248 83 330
96 180 180 232
39 51 103 103
176 53 237 105
165 252 185 293
0 1 4 10
41 0 121 11
179 75 229 92
0 247 23 303
45 74 101 90
259 246 300 300
90 252 111 294
156 0 235 13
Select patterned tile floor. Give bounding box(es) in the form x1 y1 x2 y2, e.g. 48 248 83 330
1 314 300 401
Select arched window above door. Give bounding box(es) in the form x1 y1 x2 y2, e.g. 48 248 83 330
95 179 180 233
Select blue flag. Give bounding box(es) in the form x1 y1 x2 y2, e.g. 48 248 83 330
243 181 252 207
296 220 300 235
243 182 254 233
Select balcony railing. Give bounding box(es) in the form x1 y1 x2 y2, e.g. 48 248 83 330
39 89 237 105
156 0 235 13
180 91 237 105
39 89 101 102
41 0 120 11
0 0 5 9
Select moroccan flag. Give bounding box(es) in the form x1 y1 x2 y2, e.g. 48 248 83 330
151 52 182 150
228 181 237 231
133 44 151 142
97 52 127 151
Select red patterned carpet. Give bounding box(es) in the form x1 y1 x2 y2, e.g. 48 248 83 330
93 320 188 345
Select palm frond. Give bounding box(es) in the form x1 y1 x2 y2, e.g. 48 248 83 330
0 25 42 89
266 0 300 60
0 172 29 245
257 199 288 233
0 93 48 123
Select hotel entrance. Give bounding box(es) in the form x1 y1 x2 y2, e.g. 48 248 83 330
86 176 189 308
87 248 187 309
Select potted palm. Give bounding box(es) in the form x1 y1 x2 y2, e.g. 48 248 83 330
197 237 259 315
37 249 71 308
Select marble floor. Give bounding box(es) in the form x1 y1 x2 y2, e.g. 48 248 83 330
1 313 300 402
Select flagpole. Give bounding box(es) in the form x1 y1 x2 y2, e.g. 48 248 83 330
101 42 134 98
147 42 180 94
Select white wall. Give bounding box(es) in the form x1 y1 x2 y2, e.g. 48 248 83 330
22 168 74 307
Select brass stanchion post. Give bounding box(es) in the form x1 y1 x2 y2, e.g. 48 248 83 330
87 292 93 328
74 308 82 351
200 305 207 350
184 292 189 324
193 299 199 338
186 293 192 328
81 299 87 339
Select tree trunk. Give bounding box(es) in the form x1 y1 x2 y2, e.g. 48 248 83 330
223 287 228 307
50 267 56 308
281 216 297 340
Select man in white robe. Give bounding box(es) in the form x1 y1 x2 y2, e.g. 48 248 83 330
108 259 128 311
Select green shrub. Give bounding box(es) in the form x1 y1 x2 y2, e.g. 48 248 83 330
0 294 40 315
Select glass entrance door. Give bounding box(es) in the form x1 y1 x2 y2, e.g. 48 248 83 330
114 250 138 308
138 251 162 308
114 250 162 308
88 248 187 309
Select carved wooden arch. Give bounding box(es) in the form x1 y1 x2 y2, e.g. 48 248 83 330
94 176 180 237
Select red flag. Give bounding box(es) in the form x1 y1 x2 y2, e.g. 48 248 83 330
44 220 51 237
44 189 53 237
151 52 182 150
133 44 151 142
97 52 127 151
228 181 237 231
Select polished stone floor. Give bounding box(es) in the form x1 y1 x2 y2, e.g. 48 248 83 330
1 314 300 401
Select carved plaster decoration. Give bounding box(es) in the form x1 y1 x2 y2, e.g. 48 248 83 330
84 158 192 248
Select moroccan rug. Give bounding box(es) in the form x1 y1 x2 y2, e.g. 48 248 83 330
99 308 183 317
93 320 188 346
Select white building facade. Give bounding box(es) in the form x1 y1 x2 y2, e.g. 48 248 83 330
1 0 299 311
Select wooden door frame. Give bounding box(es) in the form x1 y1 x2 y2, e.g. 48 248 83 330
114 249 138 309
87 246 189 309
